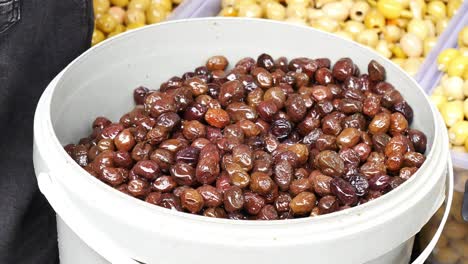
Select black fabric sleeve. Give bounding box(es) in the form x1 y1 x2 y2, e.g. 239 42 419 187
0 1 93 263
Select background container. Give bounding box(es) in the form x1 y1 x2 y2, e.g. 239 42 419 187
415 6 468 264
34 18 451 264
178 0 465 76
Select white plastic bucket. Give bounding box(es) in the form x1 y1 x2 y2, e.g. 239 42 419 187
33 18 452 264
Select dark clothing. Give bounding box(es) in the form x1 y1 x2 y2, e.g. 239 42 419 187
0 1 93 263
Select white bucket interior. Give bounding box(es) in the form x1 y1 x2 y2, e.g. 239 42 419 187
34 18 449 264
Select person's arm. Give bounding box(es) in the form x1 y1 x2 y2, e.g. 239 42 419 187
0 1 93 263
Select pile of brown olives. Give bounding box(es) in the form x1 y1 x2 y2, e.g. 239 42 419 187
65 54 428 220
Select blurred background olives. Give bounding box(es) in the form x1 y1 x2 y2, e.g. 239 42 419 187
219 0 462 76
419 190 468 264
431 26 468 154
92 0 183 46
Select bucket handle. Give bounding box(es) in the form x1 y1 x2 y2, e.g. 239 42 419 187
37 172 141 264
37 158 454 264
411 158 454 264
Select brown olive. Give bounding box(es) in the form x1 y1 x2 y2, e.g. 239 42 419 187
369 112 391 135
180 188 204 213
250 172 274 195
332 58 354 81
314 150 345 177
337 128 361 148
290 192 317 216
205 108 230 128
223 186 244 213
368 60 386 82
206 55 228 71
318 195 339 215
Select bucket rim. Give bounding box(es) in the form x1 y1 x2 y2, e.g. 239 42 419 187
34 17 448 234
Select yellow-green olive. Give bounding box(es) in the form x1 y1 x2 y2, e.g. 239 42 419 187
375 40 392 58
349 1 370 22
285 17 308 26
464 98 468 119
260 0 279 11
344 20 365 37
441 76 464 100
126 22 145 30
150 0 173 11
94 0 110 15
424 37 437 56
322 2 349 21
458 26 468 47
427 0 446 19
463 80 468 97
409 0 425 19
394 0 409 9
391 58 405 68
432 85 445 96
286 0 310 7
91 29 106 46
146 5 168 24
222 0 237 8
219 6 238 17
341 0 354 10
447 56 468 77
437 48 460 71
266 2 286 20
96 13 118 33
108 6 126 24
436 18 449 35
449 120 468 146
440 100 464 127
286 3 308 19
391 45 407 59
111 0 129 7
400 33 423 58
239 3 263 18
356 29 379 48
447 0 462 18
310 17 339 32
424 19 436 38
377 0 403 19
364 9 385 31
314 0 336 8
334 30 354 40
383 24 402 43
125 8 146 25
430 95 448 111
401 57 422 76
407 18 429 40
308 8 325 20
108 24 126 38
238 0 256 6
128 0 150 11
465 136 468 152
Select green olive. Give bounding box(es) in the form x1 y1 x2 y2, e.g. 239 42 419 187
91 29 105 46
146 5 168 24
96 13 117 33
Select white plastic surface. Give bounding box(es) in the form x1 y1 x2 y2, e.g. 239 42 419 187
33 18 451 264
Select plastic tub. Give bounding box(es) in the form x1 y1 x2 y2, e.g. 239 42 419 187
33 18 451 264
